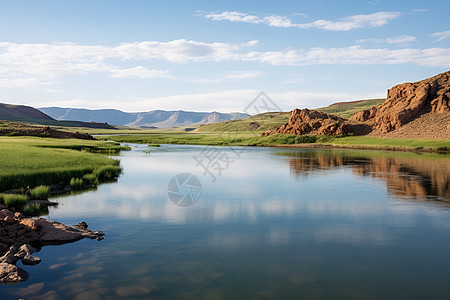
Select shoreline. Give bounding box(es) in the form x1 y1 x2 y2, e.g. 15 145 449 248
98 133 450 154
269 142 450 154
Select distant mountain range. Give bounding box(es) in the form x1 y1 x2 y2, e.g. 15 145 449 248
0 102 115 129
39 107 250 128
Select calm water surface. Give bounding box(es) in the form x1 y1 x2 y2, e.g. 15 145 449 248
2 144 450 299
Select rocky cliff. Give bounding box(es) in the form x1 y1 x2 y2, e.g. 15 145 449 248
350 71 450 133
263 71 450 138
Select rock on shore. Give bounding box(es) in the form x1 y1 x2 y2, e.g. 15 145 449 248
0 207 104 284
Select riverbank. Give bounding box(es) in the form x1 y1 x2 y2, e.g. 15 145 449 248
99 133 450 154
0 136 128 192
273 136 450 153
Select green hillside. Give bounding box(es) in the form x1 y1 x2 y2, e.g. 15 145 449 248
0 102 116 129
196 112 289 133
197 98 385 133
316 98 385 119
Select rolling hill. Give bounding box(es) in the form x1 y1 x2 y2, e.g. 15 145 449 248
196 98 385 132
39 107 250 128
317 98 385 119
0 103 116 129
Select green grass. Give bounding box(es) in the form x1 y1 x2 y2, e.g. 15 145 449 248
102 132 450 153
100 132 318 147
93 165 122 182
316 99 385 119
99 132 260 146
319 136 450 151
0 193 28 208
22 202 48 217
70 178 83 190
0 136 124 192
30 185 50 200
82 173 98 185
196 112 290 133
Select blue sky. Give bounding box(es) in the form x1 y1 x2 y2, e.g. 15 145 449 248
0 0 449 113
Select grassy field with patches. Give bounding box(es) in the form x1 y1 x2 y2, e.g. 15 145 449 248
0 136 126 191
101 132 450 153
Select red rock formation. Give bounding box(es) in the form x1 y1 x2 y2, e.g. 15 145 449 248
262 108 349 136
350 71 450 133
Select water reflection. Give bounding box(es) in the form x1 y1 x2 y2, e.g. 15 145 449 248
5 145 450 299
283 150 450 203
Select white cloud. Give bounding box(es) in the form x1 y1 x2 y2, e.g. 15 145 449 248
0 40 246 88
223 71 264 79
184 71 264 84
0 77 50 88
114 39 244 62
0 40 449 89
243 46 450 67
412 8 428 12
431 30 450 42
357 35 416 44
109 66 172 79
204 11 401 31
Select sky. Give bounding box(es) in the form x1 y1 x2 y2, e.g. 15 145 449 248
0 0 449 113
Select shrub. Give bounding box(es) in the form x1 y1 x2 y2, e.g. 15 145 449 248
0 194 4 205
23 203 48 216
3 194 28 208
82 173 98 185
31 185 50 200
70 178 83 190
93 166 122 182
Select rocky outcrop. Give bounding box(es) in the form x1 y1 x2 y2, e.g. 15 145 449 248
350 71 450 133
262 108 350 136
263 71 449 138
0 208 104 284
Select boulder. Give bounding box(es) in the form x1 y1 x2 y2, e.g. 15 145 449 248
22 255 41 266
0 263 28 283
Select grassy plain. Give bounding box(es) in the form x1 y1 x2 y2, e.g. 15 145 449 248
100 132 450 153
0 136 125 191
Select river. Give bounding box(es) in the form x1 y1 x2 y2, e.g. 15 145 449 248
2 144 450 299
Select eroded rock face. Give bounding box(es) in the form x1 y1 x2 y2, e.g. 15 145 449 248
262 108 349 136
350 71 450 133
